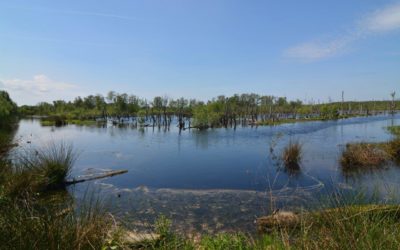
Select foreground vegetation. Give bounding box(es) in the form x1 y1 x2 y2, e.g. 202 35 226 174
0 138 117 249
3 138 400 249
3 90 400 249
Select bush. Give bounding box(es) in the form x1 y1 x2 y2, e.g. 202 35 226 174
0 91 18 128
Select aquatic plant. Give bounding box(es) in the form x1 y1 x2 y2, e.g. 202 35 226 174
341 143 389 169
385 138 400 163
388 125 400 138
11 142 77 192
282 140 303 168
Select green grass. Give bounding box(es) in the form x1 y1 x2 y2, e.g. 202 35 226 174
288 204 400 249
0 191 115 250
0 139 119 250
40 120 56 126
68 119 99 126
388 126 400 137
14 142 77 191
116 201 400 250
256 114 364 127
40 119 99 127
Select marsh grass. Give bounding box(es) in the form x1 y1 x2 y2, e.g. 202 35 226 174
388 125 400 137
129 215 285 249
126 192 400 249
386 138 400 163
341 126 400 169
0 140 121 250
282 140 303 169
15 142 77 191
40 119 99 127
0 192 115 250
341 143 389 169
40 120 56 126
284 191 400 249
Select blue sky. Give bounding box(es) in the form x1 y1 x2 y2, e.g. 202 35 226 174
0 0 399 105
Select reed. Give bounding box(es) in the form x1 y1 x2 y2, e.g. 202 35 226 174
341 143 389 169
282 140 303 168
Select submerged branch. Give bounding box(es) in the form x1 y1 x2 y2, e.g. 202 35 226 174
65 169 128 185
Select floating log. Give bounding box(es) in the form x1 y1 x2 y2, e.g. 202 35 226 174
65 169 128 185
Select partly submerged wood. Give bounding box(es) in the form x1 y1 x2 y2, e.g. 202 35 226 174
65 169 128 185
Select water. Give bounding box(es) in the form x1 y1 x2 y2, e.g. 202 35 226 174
11 115 400 233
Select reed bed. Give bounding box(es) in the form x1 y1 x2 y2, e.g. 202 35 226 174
341 143 389 169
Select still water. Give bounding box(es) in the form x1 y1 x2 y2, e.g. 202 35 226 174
12 115 400 233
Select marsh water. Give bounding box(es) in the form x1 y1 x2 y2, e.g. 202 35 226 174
11 115 400 233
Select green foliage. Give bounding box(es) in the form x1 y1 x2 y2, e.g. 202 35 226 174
0 91 18 128
192 105 211 129
320 103 340 119
16 90 400 129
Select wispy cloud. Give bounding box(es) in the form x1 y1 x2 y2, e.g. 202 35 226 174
0 34 115 47
284 2 400 62
56 9 140 21
11 6 141 22
0 75 84 105
360 3 400 32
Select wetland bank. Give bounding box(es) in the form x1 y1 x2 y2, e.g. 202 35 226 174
3 89 400 248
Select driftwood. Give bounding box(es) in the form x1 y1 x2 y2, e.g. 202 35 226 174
65 170 128 185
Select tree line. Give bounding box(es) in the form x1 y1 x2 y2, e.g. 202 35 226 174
0 91 18 129
14 91 400 129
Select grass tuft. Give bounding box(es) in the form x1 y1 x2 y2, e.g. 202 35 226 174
387 125 400 137
282 141 302 169
2 142 77 199
341 143 389 169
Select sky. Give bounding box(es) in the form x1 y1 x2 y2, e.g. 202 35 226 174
0 0 399 105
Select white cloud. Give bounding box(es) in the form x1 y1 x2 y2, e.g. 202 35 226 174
0 75 83 105
284 34 358 62
284 3 400 62
361 3 400 32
